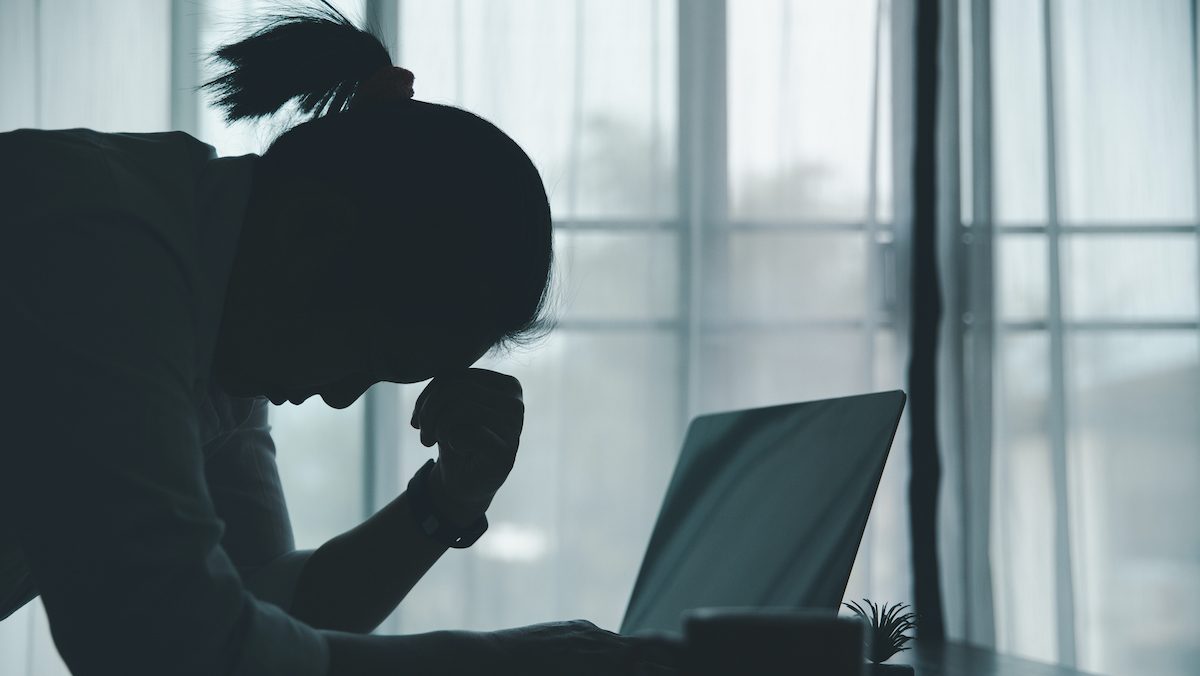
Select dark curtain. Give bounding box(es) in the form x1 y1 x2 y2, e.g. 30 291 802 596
908 0 946 641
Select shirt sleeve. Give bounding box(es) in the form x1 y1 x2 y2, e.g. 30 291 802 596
0 211 330 676
204 395 316 613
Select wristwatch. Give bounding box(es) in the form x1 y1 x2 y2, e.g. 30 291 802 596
406 459 489 549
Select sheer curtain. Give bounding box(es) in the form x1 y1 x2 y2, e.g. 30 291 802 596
944 1 1200 674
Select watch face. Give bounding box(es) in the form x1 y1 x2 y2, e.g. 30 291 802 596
407 459 488 548
420 514 440 536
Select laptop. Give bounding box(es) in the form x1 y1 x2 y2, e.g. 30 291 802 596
619 390 907 636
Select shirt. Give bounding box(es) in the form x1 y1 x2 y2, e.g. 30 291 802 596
0 128 330 675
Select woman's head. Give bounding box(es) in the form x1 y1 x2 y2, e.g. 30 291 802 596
205 2 554 407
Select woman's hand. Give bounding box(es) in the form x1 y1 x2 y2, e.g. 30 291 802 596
410 367 524 523
487 620 683 676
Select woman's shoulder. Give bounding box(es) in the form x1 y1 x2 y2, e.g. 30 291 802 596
1 128 225 396
1 127 216 216
1 128 215 209
0 126 214 156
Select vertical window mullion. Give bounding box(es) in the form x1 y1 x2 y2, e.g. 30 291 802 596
453 0 464 103
363 0 404 495
542 0 589 621
362 0 403 635
366 0 399 61
650 0 662 222
677 0 727 427
1039 0 1078 666
170 2 199 135
865 0 885 394
1191 0 1200 346
966 0 999 647
855 0 888 606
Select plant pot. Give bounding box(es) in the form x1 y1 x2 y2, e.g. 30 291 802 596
864 663 915 675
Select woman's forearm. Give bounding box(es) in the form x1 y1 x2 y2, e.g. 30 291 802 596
322 628 501 676
322 620 675 676
289 488 465 633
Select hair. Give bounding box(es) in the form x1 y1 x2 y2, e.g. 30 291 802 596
201 1 555 353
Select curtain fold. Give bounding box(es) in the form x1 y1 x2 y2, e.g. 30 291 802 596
935 0 1000 649
907 0 947 641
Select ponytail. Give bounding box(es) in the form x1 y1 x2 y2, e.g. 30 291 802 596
201 0 391 122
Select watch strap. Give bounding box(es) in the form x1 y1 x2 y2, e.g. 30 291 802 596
406 459 488 549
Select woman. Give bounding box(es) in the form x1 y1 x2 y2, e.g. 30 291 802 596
0 4 677 675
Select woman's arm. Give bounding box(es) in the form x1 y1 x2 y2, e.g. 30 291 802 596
290 368 527 633
287 480 479 633
203 391 475 633
208 368 515 632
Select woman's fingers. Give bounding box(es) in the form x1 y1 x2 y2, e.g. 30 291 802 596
409 368 525 514
412 373 524 447
437 420 516 473
418 384 524 448
413 368 522 420
489 621 682 676
437 400 522 450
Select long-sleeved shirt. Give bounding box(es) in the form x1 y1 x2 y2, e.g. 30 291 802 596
0 127 330 675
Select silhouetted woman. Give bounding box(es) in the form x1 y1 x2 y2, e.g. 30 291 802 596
0 3 676 675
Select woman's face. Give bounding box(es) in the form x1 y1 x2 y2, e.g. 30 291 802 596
259 310 495 409
218 304 495 408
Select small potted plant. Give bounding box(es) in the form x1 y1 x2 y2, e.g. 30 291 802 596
843 599 917 675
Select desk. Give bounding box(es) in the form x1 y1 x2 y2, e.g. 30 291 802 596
893 641 1105 676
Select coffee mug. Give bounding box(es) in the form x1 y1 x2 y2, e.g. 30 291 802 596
683 607 864 676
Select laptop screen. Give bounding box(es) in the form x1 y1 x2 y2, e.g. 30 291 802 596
620 390 906 636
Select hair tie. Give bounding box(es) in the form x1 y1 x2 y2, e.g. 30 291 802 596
351 65 415 109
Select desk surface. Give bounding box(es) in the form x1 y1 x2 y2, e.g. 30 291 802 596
892 641 1104 676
